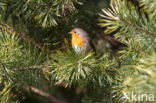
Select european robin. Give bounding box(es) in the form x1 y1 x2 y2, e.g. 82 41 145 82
69 28 94 54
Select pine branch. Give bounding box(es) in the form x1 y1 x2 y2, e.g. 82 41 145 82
99 0 156 38
120 18 156 38
0 23 51 54
24 86 69 103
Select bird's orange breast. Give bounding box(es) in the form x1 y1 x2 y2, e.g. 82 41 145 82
71 34 85 47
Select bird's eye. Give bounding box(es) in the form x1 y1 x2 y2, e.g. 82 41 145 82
73 31 76 33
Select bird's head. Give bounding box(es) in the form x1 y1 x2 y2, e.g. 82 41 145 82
69 28 89 39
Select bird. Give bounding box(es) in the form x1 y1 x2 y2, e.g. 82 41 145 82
69 28 126 54
69 28 94 54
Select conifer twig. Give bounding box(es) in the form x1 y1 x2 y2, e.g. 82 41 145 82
0 23 51 53
120 18 156 38
25 86 68 103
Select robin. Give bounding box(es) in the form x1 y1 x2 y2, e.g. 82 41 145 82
69 28 126 54
69 28 94 54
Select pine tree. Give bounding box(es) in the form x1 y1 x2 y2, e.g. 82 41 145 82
0 0 156 103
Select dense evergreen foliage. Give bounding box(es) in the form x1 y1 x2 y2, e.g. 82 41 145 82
0 0 156 103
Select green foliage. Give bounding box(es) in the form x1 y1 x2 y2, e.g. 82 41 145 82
0 30 19 102
0 30 22 81
0 0 80 27
47 50 121 88
45 50 123 103
122 52 156 94
0 81 19 103
0 27 46 89
0 27 44 70
0 0 156 103
49 51 96 87
99 0 155 38
139 0 156 18
99 0 156 102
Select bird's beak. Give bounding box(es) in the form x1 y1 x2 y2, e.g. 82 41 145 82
68 31 72 35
